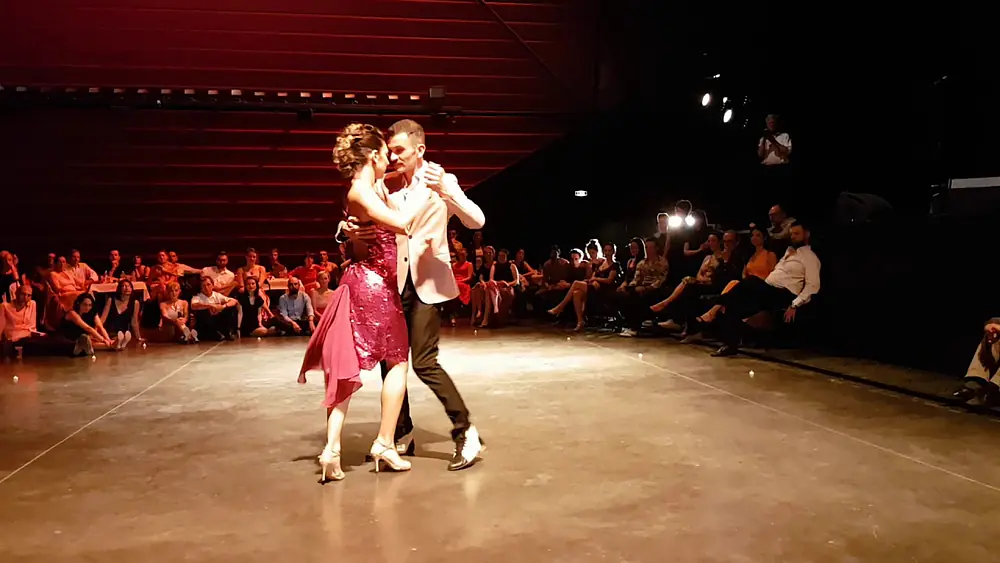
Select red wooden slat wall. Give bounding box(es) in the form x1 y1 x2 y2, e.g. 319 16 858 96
1 0 591 261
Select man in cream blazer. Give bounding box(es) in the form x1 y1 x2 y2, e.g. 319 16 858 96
339 119 486 471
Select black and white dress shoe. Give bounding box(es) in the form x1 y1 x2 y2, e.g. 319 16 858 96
448 425 485 471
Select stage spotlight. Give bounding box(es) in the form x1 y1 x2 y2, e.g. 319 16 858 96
722 96 728 104
684 215 696 227
668 215 683 228
723 109 733 123
701 93 711 106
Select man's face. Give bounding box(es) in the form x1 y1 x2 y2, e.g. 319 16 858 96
247 252 258 265
769 206 784 225
168 251 178 263
473 232 483 245
216 255 228 270
388 132 424 177
657 216 668 231
288 279 300 294
200 278 214 295
766 116 776 131
319 251 329 263
570 253 582 267
789 226 807 247
46 253 55 266
271 250 279 262
157 252 168 264
550 248 559 260
69 252 81 266
109 250 120 262
723 233 738 250
304 255 314 267
448 230 457 240
17 286 31 304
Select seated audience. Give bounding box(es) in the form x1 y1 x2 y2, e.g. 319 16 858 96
202 251 238 296
651 232 723 318
1 284 54 357
67 249 98 290
470 246 496 326
513 248 536 289
59 293 116 356
952 319 1000 404
448 248 474 326
534 245 571 294
448 229 465 263
290 253 324 292
697 221 820 356
308 270 334 318
470 231 486 262
274 277 315 336
191 276 239 341
167 251 200 275
618 237 645 291
236 247 267 291
317 249 340 283
549 241 620 330
102 249 125 281
480 248 519 328
1 251 23 300
147 250 180 300
618 237 669 337
767 204 796 255
744 225 779 281
268 248 288 279
126 254 149 283
46 256 86 330
157 281 197 344
237 277 273 338
99 279 142 350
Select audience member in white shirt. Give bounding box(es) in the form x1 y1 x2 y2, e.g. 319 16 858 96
202 251 237 296
758 114 792 166
190 276 239 341
698 222 820 356
67 249 98 289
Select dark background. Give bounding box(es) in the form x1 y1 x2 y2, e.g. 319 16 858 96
470 2 1000 375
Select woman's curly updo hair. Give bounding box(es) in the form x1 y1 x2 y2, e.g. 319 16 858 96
332 123 385 178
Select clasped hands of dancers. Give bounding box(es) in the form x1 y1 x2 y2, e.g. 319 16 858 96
298 119 486 482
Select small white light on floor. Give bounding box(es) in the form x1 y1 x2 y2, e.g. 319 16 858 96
12 376 18 383
566 337 571 341
473 330 478 335
638 353 643 359
142 342 147 349
257 337 262 341
749 370 755 378
91 355 97 361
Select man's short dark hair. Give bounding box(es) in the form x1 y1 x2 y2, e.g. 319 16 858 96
388 119 426 145
675 200 693 213
569 248 583 257
656 212 669 220
550 245 561 254
790 219 809 231
216 251 227 258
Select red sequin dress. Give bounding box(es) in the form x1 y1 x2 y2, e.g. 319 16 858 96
340 225 409 369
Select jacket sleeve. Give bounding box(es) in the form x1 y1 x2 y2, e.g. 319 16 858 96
441 173 486 230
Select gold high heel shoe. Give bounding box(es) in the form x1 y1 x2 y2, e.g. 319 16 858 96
370 440 411 473
318 447 345 482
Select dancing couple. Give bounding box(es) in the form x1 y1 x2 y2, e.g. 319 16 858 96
299 119 486 481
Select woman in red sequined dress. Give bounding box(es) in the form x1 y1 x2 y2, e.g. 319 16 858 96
299 123 431 482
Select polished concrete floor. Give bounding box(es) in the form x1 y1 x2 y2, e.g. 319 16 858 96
2 327 1000 562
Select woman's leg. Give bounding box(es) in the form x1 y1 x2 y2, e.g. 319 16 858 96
377 361 408 446
320 396 351 480
549 281 587 315
571 286 587 327
650 281 687 313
